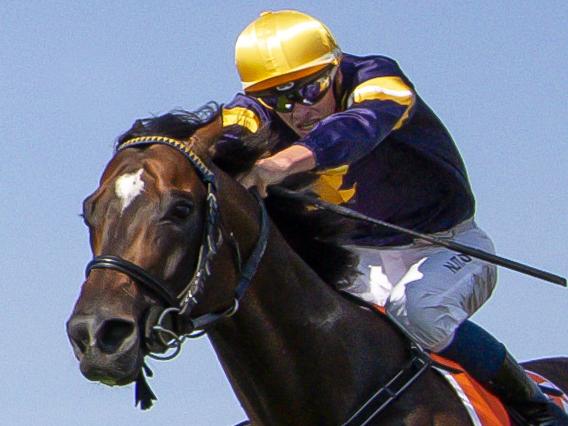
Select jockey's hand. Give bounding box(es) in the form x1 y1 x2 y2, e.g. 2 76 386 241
239 157 290 197
238 145 316 197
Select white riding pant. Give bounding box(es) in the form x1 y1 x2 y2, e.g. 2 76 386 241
343 219 497 353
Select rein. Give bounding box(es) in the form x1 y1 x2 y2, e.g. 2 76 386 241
84 136 270 409
341 343 431 426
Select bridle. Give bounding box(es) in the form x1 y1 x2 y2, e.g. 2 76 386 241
84 135 270 409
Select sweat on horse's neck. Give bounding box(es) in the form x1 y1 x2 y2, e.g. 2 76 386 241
207 226 409 425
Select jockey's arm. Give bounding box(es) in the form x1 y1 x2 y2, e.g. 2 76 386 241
238 145 316 197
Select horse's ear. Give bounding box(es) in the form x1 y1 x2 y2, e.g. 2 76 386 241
190 112 223 158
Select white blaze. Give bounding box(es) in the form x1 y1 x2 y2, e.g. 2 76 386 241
115 169 145 213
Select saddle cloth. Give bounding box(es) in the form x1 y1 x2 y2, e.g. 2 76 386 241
431 354 568 425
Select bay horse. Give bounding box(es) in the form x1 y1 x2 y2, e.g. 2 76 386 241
67 103 568 425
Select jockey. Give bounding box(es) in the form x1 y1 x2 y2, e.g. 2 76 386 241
217 10 567 425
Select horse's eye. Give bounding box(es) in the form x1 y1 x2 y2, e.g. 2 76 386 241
168 201 193 221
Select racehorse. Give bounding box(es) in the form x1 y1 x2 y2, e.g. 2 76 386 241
67 103 568 425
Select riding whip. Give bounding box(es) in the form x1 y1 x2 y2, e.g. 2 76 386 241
269 186 566 287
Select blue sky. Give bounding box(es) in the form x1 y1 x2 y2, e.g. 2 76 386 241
1 1 567 425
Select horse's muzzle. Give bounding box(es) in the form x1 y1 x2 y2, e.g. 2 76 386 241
67 314 142 385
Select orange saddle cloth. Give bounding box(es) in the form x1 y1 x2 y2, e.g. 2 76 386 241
431 354 568 426
370 305 567 425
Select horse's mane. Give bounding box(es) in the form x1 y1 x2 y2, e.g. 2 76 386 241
116 103 359 290
116 102 220 148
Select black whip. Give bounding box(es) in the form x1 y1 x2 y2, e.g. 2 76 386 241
269 186 566 287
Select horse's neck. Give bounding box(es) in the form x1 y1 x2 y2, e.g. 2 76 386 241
208 229 409 424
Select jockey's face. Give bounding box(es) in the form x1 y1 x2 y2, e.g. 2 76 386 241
275 73 337 138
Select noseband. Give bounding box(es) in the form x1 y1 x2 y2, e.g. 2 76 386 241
85 135 269 360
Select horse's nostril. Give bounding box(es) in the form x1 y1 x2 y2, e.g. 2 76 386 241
96 319 136 354
73 334 88 354
67 317 95 356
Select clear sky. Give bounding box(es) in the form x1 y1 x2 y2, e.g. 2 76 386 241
1 1 567 425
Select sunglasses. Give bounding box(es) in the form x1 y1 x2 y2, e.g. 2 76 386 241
252 68 336 113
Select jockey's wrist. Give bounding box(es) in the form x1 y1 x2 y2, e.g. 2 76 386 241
265 145 316 176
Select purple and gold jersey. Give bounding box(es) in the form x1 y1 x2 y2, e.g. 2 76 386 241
219 54 475 246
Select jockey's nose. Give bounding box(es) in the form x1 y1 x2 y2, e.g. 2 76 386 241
67 314 137 358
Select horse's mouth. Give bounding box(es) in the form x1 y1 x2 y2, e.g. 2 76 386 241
81 362 141 386
141 305 180 354
79 346 143 386
85 369 138 386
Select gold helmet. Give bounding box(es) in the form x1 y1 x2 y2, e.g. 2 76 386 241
235 10 341 92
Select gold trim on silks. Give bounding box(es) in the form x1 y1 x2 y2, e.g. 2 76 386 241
222 107 261 133
312 165 356 205
348 76 416 130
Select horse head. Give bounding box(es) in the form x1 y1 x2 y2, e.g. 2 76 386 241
66 105 263 397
